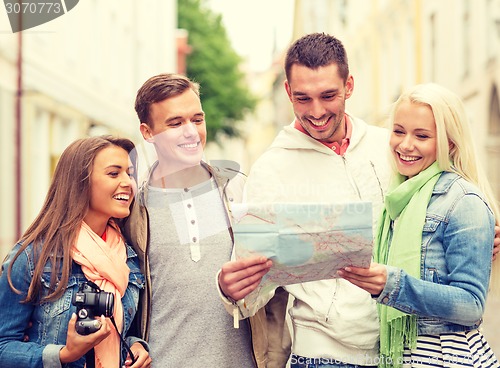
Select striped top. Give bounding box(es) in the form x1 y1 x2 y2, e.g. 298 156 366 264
402 330 499 368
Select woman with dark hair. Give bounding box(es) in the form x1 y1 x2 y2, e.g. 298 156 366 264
0 136 151 367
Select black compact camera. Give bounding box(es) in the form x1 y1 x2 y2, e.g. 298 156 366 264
71 281 114 335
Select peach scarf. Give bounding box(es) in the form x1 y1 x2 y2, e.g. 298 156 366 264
72 221 130 368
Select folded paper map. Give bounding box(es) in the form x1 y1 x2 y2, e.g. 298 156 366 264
232 202 373 303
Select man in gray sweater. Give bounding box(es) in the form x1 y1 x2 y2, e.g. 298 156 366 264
124 73 289 367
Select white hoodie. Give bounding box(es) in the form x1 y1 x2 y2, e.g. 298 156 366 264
241 115 392 365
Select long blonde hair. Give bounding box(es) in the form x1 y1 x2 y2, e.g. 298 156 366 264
389 83 500 294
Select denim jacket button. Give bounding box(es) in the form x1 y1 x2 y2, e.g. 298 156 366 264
382 296 389 303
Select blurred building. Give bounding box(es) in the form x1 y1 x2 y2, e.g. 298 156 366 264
0 0 177 257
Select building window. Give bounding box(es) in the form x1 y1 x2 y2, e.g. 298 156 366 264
487 85 500 201
430 13 436 81
462 0 470 78
487 0 500 63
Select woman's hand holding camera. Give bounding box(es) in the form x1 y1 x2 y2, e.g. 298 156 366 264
59 313 112 364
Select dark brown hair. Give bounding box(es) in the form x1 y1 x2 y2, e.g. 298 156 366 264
285 33 349 83
135 73 200 126
7 135 136 303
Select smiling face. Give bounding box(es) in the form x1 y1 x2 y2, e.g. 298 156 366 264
84 145 135 235
285 63 353 144
140 89 206 176
390 100 437 178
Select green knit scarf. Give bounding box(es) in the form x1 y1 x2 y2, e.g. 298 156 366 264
374 162 442 368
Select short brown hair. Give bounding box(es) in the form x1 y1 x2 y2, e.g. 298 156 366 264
285 33 349 83
135 73 200 125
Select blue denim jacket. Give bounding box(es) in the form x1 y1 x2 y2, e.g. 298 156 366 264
377 172 495 335
0 242 146 367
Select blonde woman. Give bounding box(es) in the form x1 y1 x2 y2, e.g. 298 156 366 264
340 83 499 368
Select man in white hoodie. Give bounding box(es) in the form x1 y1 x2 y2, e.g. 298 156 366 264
219 32 500 368
219 32 391 368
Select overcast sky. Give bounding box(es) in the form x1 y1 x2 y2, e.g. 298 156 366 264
206 0 295 71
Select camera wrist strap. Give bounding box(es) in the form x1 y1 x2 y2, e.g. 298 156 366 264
85 348 95 368
110 316 137 365
83 318 135 368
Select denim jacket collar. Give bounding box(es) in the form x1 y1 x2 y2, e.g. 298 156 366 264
432 171 459 195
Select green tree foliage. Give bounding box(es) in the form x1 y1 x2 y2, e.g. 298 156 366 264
178 0 257 142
